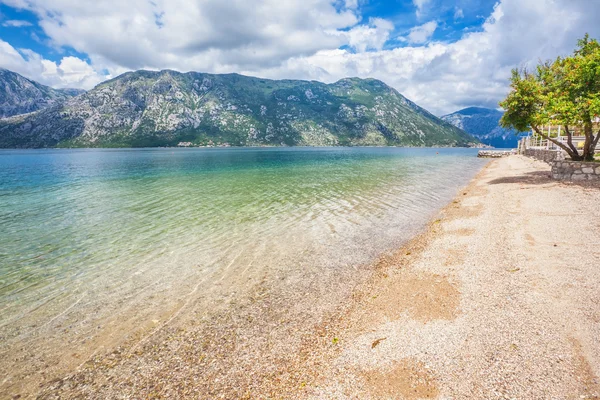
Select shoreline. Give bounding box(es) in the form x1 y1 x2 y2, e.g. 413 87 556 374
301 155 600 398
9 155 600 399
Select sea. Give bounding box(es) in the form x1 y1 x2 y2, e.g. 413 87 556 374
0 147 488 394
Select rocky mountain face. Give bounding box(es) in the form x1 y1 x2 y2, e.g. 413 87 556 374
0 69 84 119
441 107 528 148
0 69 477 148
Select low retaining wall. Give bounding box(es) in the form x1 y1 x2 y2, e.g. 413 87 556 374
551 160 600 181
477 150 515 158
524 149 565 163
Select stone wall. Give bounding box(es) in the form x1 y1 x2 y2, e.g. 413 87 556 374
477 150 515 158
551 160 600 181
524 149 565 163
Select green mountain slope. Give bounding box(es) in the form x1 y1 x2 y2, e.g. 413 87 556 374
0 70 477 148
0 68 84 118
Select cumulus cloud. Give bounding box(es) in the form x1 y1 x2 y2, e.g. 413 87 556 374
0 39 106 88
1 0 359 71
407 21 438 44
0 0 599 115
343 17 394 52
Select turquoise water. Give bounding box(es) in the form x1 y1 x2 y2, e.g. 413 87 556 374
0 147 487 388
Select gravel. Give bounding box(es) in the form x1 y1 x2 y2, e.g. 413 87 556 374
311 155 600 399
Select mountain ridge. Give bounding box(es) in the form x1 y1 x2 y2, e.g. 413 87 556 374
0 69 478 148
0 68 84 119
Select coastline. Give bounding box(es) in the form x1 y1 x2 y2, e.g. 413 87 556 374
11 155 600 399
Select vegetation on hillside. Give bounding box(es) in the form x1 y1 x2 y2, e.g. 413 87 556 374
0 70 477 148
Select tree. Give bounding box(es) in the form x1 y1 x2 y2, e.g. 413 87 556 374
500 34 600 161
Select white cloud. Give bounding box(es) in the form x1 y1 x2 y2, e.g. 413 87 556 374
413 0 432 19
0 0 359 72
0 0 599 116
407 21 438 44
343 17 394 52
454 8 464 20
343 0 359 10
0 39 106 88
2 19 33 27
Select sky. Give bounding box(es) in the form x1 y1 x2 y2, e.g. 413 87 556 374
0 0 598 116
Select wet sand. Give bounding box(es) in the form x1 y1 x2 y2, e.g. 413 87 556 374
9 155 600 399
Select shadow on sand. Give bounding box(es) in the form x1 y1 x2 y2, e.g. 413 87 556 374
488 171 554 185
488 170 600 189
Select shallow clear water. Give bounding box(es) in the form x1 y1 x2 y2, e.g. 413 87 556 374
0 147 487 390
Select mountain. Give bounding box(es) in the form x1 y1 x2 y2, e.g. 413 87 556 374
0 68 84 118
0 70 477 148
441 107 528 148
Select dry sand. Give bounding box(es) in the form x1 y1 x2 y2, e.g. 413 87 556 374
23 155 600 399
307 155 600 399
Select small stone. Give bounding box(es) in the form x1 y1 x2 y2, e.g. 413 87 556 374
581 167 594 174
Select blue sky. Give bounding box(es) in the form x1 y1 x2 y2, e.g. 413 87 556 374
359 0 496 44
0 0 597 115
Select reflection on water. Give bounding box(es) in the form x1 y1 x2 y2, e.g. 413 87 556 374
0 147 487 393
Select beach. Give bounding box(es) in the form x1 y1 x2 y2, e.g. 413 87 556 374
302 155 600 399
7 154 600 399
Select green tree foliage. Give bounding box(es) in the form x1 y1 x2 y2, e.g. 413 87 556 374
500 34 600 161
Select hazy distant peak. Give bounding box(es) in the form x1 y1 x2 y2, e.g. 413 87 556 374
441 106 526 148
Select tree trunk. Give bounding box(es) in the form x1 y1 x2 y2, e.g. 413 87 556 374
582 122 594 161
532 126 582 160
564 125 580 156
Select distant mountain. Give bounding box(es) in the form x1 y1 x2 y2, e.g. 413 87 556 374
441 107 528 148
0 69 84 118
0 69 478 148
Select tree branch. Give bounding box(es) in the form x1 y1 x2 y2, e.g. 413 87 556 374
532 126 579 159
563 125 579 155
592 128 600 153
